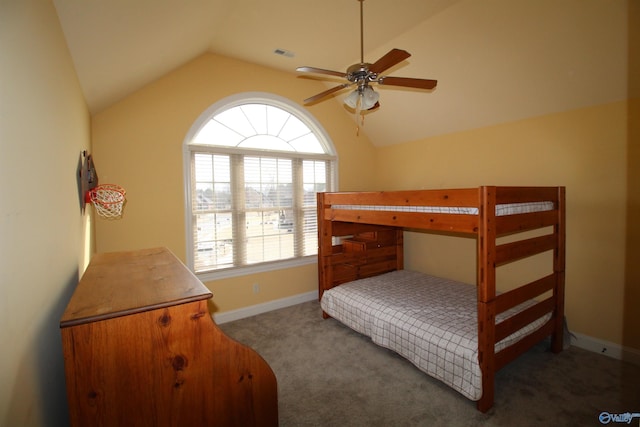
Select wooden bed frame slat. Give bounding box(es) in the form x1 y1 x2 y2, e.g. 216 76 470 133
328 246 397 265
495 273 556 314
495 319 556 371
329 261 400 285
495 234 557 265
331 222 397 236
495 297 556 342
495 210 558 235
316 186 566 412
356 260 400 277
326 209 479 234
323 188 480 207
495 186 560 203
331 264 357 283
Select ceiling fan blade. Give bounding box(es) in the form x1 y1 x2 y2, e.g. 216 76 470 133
303 83 351 104
378 76 438 90
368 48 411 74
296 66 346 78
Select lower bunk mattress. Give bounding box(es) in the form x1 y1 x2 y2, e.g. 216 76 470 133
320 269 550 401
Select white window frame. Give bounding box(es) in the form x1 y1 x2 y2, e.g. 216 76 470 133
183 92 338 281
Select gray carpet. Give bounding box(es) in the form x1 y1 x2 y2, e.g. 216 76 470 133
219 300 640 426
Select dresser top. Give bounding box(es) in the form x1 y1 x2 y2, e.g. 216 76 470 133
60 247 212 328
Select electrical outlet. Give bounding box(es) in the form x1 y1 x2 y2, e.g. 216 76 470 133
253 283 260 294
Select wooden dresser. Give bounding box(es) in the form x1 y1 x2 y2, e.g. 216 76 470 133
60 247 278 426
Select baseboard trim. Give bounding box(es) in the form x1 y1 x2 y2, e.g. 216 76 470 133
214 290 318 324
571 332 640 366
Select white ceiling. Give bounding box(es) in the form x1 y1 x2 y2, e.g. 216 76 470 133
53 0 628 146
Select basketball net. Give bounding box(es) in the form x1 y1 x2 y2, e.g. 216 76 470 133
89 184 126 219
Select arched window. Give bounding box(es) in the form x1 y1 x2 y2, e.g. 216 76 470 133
183 92 337 279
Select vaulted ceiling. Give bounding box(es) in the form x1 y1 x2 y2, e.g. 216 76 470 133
53 0 628 146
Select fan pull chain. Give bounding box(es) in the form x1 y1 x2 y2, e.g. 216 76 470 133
355 111 366 137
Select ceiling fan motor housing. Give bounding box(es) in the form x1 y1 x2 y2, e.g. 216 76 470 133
347 63 375 85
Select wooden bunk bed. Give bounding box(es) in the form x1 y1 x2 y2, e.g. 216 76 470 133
316 186 565 412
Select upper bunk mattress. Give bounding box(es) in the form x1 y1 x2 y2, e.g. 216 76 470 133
331 201 553 216
320 269 550 401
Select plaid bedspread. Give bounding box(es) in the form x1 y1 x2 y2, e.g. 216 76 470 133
320 270 550 400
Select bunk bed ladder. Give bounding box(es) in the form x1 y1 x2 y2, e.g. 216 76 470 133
476 186 566 412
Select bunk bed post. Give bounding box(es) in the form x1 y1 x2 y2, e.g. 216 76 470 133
396 229 404 270
317 192 333 318
477 186 497 413
550 186 567 353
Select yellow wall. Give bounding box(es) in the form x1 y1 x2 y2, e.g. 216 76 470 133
0 0 92 425
91 53 377 312
375 101 630 347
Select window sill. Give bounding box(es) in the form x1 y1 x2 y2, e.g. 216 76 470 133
195 256 317 282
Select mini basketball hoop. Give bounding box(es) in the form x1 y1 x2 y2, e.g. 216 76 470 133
88 184 126 219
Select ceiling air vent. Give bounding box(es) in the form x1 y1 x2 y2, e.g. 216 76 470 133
274 48 295 58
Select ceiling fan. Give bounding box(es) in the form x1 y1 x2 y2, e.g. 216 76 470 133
296 0 437 114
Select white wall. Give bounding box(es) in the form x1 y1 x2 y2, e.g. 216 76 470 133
0 0 92 425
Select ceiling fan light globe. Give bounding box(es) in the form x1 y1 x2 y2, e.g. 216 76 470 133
361 86 379 110
344 90 360 109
